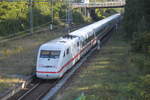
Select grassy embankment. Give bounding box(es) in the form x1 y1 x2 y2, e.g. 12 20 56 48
53 27 146 100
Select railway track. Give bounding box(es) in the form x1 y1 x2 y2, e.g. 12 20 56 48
8 79 57 100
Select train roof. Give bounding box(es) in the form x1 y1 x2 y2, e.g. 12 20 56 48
69 13 120 40
69 25 93 41
40 35 79 50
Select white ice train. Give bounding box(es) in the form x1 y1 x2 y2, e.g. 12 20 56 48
36 13 121 79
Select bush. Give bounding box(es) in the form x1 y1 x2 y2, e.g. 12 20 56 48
72 10 85 24
131 32 150 54
140 75 150 99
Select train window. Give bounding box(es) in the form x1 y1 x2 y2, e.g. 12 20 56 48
67 48 69 55
82 41 85 46
95 28 102 36
40 50 60 59
85 39 88 44
77 42 79 47
63 51 65 57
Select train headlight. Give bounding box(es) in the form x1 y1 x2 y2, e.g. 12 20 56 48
42 66 55 68
51 66 56 68
47 66 55 68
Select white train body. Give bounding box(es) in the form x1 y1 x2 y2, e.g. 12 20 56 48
81 0 89 3
36 13 121 79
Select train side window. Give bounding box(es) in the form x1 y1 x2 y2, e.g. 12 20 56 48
82 42 84 46
77 42 79 47
63 51 65 57
67 48 69 55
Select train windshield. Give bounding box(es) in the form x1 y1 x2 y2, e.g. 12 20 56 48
40 50 60 59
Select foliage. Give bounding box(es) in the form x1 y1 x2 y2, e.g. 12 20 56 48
72 9 85 24
0 2 29 35
0 1 87 36
131 32 150 53
123 0 150 99
75 93 86 100
140 75 150 99
123 0 150 40
95 8 118 20
0 1 51 35
0 0 118 36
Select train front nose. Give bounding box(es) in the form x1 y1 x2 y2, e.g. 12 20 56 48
36 70 62 79
36 50 62 79
36 59 60 79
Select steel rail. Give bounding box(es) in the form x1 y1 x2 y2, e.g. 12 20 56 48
17 82 41 100
13 80 58 100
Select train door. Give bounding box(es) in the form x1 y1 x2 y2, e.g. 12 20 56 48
76 37 81 60
93 29 97 46
76 37 81 52
70 42 77 65
62 47 72 70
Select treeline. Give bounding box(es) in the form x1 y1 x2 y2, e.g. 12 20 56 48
0 1 50 35
0 0 118 36
124 0 150 53
0 1 86 36
123 0 150 99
